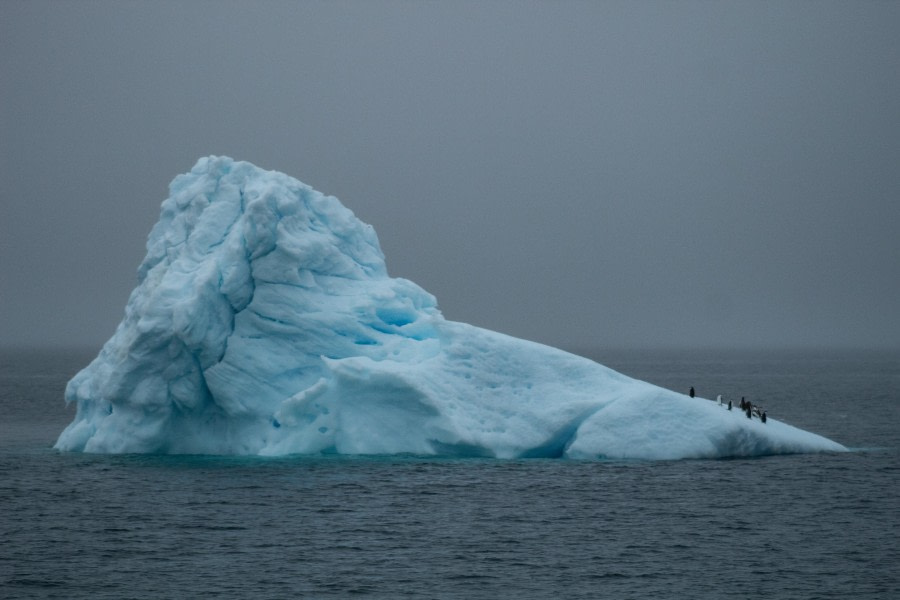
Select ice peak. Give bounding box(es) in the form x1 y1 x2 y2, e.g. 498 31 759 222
139 156 387 288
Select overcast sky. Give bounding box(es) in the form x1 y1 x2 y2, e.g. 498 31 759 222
2 1 898 351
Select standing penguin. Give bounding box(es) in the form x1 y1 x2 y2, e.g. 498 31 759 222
689 386 695 398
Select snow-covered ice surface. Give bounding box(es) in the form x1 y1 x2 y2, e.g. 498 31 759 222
55 157 846 459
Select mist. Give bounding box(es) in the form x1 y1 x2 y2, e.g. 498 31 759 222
2 1 898 351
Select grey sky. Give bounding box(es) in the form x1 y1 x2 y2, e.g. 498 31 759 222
2 1 898 351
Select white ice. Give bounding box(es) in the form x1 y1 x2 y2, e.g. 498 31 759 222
55 157 847 459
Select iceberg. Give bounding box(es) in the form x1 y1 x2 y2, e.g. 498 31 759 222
55 157 846 459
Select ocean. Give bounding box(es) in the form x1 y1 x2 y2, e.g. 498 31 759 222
1 347 898 599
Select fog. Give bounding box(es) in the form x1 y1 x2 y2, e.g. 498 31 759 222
2 1 898 350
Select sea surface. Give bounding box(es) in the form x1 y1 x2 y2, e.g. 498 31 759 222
1 347 898 599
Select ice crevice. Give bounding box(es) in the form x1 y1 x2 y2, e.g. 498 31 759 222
55 157 848 460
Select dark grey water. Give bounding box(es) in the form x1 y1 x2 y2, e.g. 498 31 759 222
2 348 898 599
